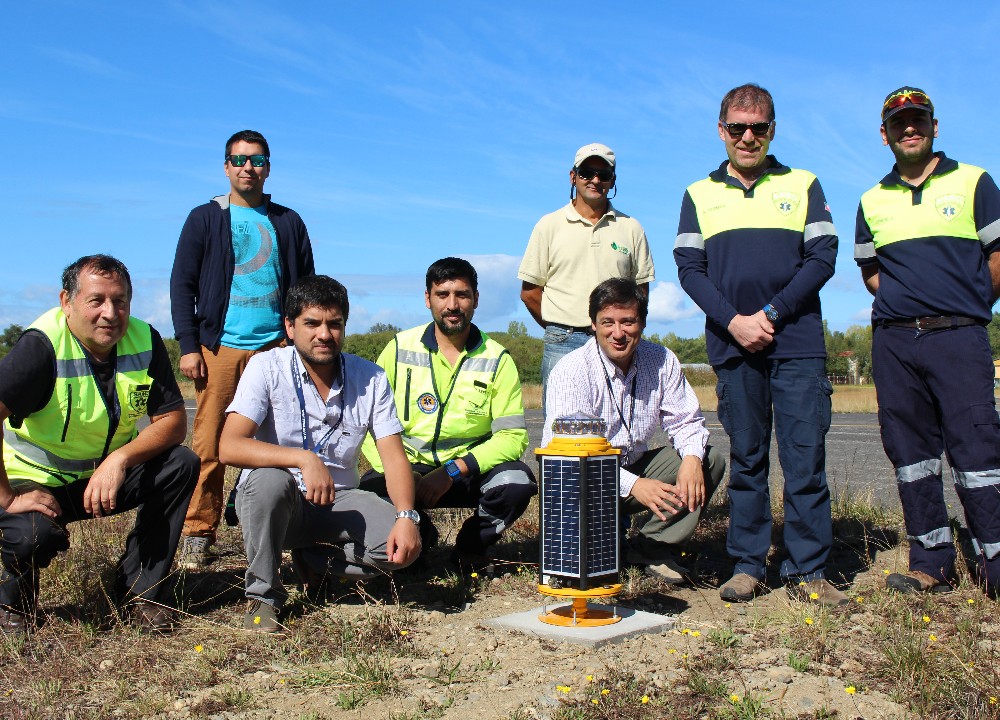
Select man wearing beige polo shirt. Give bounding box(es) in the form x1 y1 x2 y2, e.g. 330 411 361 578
518 143 655 399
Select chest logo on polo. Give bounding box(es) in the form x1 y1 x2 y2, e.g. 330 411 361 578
610 242 630 256
772 192 800 215
417 392 438 414
935 194 965 222
127 384 150 420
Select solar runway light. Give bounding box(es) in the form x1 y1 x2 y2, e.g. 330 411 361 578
535 412 623 627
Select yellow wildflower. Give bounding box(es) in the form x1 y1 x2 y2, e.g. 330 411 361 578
253 616 261 625
845 686 856 695
725 603 731 608
601 689 610 696
470 572 478 578
592 699 599 705
691 630 701 637
968 598 975 605
194 645 203 653
641 695 650 704
681 628 690 635
922 615 930 623
556 685 571 693
883 569 890 575
586 675 594 682
991 696 998 705
805 617 814 625
929 634 937 642
855 596 864 604
730 694 741 703
809 592 819 600
400 630 409 636
668 648 676 654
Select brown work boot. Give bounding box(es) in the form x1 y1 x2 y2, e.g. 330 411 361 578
886 570 953 594
130 600 177 634
0 607 30 637
243 599 285 634
788 578 850 607
720 573 763 602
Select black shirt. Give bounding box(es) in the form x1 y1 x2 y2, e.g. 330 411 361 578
0 328 184 422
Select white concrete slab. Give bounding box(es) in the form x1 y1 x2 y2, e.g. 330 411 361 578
486 603 676 648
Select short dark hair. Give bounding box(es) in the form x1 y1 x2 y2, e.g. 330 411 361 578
425 257 478 294
719 83 775 123
285 275 349 322
62 254 132 300
225 129 270 158
588 278 648 324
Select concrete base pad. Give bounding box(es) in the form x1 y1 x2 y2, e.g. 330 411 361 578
486 603 675 648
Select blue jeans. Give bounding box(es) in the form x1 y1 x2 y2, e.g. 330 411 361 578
715 356 833 582
541 325 591 408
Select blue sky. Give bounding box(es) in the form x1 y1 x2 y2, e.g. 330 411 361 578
3 2 999 340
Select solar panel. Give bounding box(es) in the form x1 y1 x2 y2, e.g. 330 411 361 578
539 454 619 589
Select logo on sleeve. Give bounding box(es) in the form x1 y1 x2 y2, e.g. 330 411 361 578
772 192 800 215
935 194 965 221
127 384 150 420
417 393 438 414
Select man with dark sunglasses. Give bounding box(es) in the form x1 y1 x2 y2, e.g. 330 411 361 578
518 143 655 400
855 87 1000 598
674 83 843 606
170 130 315 569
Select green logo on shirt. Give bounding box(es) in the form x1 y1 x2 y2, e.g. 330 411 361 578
610 242 630 256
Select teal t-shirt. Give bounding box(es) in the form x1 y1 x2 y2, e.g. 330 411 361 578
220 204 284 349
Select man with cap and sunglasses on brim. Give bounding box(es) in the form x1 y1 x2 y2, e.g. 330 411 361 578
518 143 655 399
674 83 844 606
855 86 1000 598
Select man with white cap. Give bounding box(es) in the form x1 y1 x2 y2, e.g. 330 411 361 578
518 143 655 397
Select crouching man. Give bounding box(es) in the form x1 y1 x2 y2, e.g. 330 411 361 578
219 275 420 633
0 255 198 635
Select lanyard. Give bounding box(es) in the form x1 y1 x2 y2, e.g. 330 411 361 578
600 355 637 460
291 351 345 456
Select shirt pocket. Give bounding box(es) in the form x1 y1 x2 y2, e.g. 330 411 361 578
328 420 369 468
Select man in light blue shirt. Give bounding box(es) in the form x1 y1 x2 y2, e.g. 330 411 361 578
219 276 420 633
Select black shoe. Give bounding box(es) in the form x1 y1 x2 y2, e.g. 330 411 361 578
129 599 176 634
0 607 30 637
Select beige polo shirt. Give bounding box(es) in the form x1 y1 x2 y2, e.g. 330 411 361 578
518 202 655 327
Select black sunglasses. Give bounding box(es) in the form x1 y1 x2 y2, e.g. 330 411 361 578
575 166 615 182
723 121 772 139
226 154 269 168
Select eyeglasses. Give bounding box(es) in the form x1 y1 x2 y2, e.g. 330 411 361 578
226 154 269 168
575 167 615 182
882 91 933 117
722 121 773 139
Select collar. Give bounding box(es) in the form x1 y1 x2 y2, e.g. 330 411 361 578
708 156 789 189
292 347 343 390
213 193 272 211
879 151 957 188
420 322 484 353
563 201 618 226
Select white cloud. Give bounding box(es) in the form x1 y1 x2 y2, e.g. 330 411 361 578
646 281 701 324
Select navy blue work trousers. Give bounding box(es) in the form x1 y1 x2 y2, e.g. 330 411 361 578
715 356 833 582
873 324 1000 590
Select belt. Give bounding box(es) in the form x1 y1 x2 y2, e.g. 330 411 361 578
877 316 983 331
547 323 593 335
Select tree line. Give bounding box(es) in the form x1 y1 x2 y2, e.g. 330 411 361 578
2 313 999 385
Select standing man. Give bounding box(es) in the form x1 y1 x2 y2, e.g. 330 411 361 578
171 130 315 568
219 275 420 632
674 84 843 605
0 255 198 635
856 87 1000 597
360 258 536 569
518 143 655 396
544 279 726 584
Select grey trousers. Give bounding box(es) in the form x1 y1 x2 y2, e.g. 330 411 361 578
622 444 726 562
235 468 412 607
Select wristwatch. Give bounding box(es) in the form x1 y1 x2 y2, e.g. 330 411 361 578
444 459 463 479
396 509 421 525
762 304 780 323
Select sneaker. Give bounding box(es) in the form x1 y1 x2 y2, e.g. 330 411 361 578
788 578 850 607
130 599 176 633
178 536 213 570
0 607 30 637
243 599 284 633
720 573 763 602
643 557 690 586
886 570 953 594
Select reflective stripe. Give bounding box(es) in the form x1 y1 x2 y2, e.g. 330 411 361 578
854 240 876 260
3 428 102 473
118 350 153 374
895 459 942 484
55 357 91 378
974 538 1000 560
978 217 1000 246
909 526 953 548
402 436 431 453
953 468 1000 488
674 232 704 250
463 357 499 373
396 349 430 368
481 469 535 494
402 433 490 454
804 221 837 243
492 415 526 432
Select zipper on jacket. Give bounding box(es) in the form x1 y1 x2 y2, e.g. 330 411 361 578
404 369 412 422
61 382 73 442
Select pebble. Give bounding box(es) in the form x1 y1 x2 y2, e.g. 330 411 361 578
99 659 114 670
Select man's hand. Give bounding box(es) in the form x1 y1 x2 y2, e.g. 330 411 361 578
727 311 774 352
674 455 706 512
629 477 685 522
415 467 453 508
300 451 335 506
2 488 61 518
83 452 129 517
179 351 207 380
386 517 421 566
